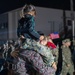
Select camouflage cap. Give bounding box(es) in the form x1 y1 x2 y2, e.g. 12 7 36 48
62 39 71 43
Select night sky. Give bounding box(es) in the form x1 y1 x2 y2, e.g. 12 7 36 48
0 0 75 14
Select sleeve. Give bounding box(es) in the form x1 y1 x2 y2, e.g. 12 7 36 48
28 17 40 39
47 48 55 66
62 48 70 66
37 46 55 66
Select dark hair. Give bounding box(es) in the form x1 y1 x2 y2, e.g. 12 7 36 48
20 4 36 17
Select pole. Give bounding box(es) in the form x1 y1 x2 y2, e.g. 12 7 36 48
70 0 74 41
70 1 75 71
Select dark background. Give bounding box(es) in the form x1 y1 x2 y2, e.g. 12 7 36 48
0 0 75 14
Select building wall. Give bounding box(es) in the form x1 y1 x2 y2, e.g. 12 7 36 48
0 13 8 41
35 7 63 35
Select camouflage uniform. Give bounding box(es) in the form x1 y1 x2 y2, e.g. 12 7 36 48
22 38 55 67
61 39 74 75
15 38 56 75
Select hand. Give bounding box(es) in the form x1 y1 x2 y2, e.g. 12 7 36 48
39 35 44 41
20 35 25 39
52 62 57 70
11 50 19 58
67 64 70 67
20 35 25 42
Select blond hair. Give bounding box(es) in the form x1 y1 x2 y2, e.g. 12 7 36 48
20 4 36 18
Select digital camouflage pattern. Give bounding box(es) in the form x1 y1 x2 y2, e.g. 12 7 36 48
0 39 56 75
17 50 55 75
14 38 56 75
61 45 74 75
22 38 54 67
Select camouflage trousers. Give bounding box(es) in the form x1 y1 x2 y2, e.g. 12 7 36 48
60 63 74 75
14 50 55 75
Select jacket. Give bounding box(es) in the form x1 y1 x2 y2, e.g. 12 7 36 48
17 14 40 40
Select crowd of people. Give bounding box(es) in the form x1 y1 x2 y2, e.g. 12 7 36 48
0 4 75 75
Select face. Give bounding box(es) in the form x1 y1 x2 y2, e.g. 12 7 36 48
66 42 71 46
31 11 36 17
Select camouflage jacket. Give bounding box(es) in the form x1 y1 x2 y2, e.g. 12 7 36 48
21 38 54 67
61 45 73 66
